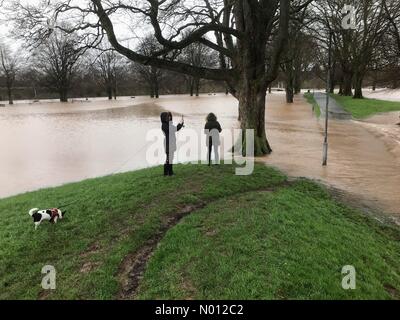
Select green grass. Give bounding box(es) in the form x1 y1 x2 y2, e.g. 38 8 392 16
0 164 399 300
137 181 400 300
332 94 400 119
0 164 285 299
304 92 321 117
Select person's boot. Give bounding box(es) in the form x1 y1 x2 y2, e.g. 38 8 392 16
168 164 174 176
164 163 169 176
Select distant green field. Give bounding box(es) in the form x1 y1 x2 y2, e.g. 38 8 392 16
304 92 321 117
332 94 400 119
1 164 399 300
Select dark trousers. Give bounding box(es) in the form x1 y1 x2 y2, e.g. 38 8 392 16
164 153 174 176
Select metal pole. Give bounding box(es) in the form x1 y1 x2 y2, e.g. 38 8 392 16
323 32 332 166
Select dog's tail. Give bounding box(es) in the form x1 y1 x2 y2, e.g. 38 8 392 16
29 208 39 216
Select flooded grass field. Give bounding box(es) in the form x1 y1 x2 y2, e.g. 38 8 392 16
1 92 399 217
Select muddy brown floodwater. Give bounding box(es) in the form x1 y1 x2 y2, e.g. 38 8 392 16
0 93 399 220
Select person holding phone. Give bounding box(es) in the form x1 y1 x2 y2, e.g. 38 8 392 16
160 112 184 176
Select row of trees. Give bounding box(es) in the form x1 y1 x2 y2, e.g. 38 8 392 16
0 30 221 103
275 0 400 103
1 0 400 155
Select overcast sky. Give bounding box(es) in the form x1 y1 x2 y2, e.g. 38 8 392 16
0 0 140 53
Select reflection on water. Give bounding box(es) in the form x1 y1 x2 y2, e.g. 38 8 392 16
0 94 399 218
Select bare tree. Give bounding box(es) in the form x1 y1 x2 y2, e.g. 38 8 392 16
33 30 86 102
314 0 388 98
131 35 166 99
91 47 123 100
14 0 316 155
281 6 312 103
180 42 218 96
132 62 163 98
384 0 400 55
0 44 19 105
20 67 41 99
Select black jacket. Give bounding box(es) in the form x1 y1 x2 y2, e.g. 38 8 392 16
204 120 222 146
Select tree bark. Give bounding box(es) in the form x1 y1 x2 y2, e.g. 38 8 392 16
286 86 294 103
353 72 364 99
7 85 13 105
238 79 271 156
107 86 113 100
189 79 194 96
154 78 159 99
150 83 155 98
294 70 301 94
285 67 294 103
195 77 200 97
342 71 353 96
59 89 68 102
113 78 117 100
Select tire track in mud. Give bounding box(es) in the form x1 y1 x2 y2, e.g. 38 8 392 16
116 184 289 300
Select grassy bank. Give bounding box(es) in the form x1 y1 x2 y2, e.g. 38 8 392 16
0 164 399 299
304 92 321 117
332 94 400 119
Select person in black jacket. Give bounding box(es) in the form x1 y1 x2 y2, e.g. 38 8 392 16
161 112 184 176
204 113 222 166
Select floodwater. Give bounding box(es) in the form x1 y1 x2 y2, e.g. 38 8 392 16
0 93 399 219
262 95 400 219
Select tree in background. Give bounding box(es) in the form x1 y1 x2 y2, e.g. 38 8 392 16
33 30 86 102
133 36 166 99
280 5 313 103
315 0 387 98
0 44 19 104
384 0 400 55
25 0 315 156
91 47 124 100
180 42 218 97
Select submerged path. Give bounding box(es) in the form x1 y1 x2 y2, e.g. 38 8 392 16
313 92 352 120
260 93 400 220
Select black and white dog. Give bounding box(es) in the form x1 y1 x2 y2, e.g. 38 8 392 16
29 208 66 230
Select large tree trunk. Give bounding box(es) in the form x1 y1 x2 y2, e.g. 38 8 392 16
238 80 271 156
107 86 113 100
294 80 301 95
286 84 294 103
189 78 194 96
233 0 282 156
154 78 159 99
338 75 344 95
195 77 200 97
113 78 117 100
294 68 302 94
353 72 364 99
150 83 155 98
342 71 353 96
372 69 377 91
285 66 294 103
59 88 68 102
7 85 13 105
